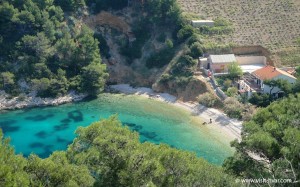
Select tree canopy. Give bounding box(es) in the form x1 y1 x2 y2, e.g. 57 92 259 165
0 116 240 187
228 61 243 79
223 94 300 185
0 0 107 97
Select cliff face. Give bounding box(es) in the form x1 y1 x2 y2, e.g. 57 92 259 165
84 10 211 101
84 11 168 87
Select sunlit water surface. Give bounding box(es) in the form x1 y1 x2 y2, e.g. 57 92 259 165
0 93 233 165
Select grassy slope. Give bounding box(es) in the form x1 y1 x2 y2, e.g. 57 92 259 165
177 0 300 66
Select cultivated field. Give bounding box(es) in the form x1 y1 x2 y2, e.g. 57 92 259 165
178 0 300 66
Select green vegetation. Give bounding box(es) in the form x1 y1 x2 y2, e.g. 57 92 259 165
224 94 300 185
264 79 292 96
199 18 233 35
0 0 108 97
226 87 238 97
146 48 175 68
0 116 240 187
198 92 222 108
86 0 127 13
249 93 271 107
228 62 243 79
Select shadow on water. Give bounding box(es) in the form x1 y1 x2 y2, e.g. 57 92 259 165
139 131 157 140
0 120 20 133
60 118 71 123
30 142 44 148
40 145 54 158
56 136 68 143
54 123 69 131
122 122 163 142
35 131 48 139
68 110 83 122
24 114 54 121
81 95 97 102
122 122 143 131
122 122 136 127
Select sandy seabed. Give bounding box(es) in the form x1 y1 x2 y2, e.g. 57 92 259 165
109 84 242 142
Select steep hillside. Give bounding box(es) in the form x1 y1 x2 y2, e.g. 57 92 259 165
178 0 300 66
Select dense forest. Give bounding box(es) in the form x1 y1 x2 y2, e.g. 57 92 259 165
1 0 300 186
1 95 299 186
0 0 108 97
0 0 208 98
224 94 300 185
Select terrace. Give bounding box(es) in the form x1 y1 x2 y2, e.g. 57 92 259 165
238 72 263 97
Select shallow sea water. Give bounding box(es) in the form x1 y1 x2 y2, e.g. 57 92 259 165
0 93 233 165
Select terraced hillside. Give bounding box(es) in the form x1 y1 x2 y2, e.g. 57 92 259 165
178 0 300 66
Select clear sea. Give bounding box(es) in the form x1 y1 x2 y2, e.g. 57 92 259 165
0 93 233 165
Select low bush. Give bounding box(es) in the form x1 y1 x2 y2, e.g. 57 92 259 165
157 33 166 42
146 48 175 68
226 87 238 97
177 25 195 42
188 42 203 58
224 97 244 119
171 55 196 76
249 93 271 107
223 79 232 90
198 92 221 107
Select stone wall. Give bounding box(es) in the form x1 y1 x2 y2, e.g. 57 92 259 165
236 56 267 65
232 45 273 65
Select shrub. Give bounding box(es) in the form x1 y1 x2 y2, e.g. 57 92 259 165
224 97 244 119
223 79 232 90
242 103 256 121
157 33 166 42
226 87 238 97
249 93 271 107
189 42 203 58
177 25 195 41
198 93 220 107
165 39 173 48
187 33 203 46
159 73 172 83
228 61 243 79
171 55 196 76
94 33 110 59
146 48 175 68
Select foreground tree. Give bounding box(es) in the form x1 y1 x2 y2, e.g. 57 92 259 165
0 130 29 186
223 94 300 185
0 0 108 98
26 152 94 187
67 116 240 187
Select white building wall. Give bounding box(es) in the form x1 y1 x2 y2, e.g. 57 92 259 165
191 20 214 27
263 84 281 95
199 58 208 69
274 74 296 84
262 74 297 94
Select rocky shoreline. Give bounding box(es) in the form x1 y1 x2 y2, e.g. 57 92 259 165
0 91 87 111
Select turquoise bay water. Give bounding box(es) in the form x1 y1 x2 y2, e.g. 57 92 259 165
0 93 233 165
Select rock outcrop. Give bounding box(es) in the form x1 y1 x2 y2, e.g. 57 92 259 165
0 91 87 111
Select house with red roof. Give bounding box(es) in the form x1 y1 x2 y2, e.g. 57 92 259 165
251 65 297 96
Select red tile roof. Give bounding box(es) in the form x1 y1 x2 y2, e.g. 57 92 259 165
252 65 296 80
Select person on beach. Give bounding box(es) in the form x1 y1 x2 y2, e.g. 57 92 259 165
209 118 212 124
